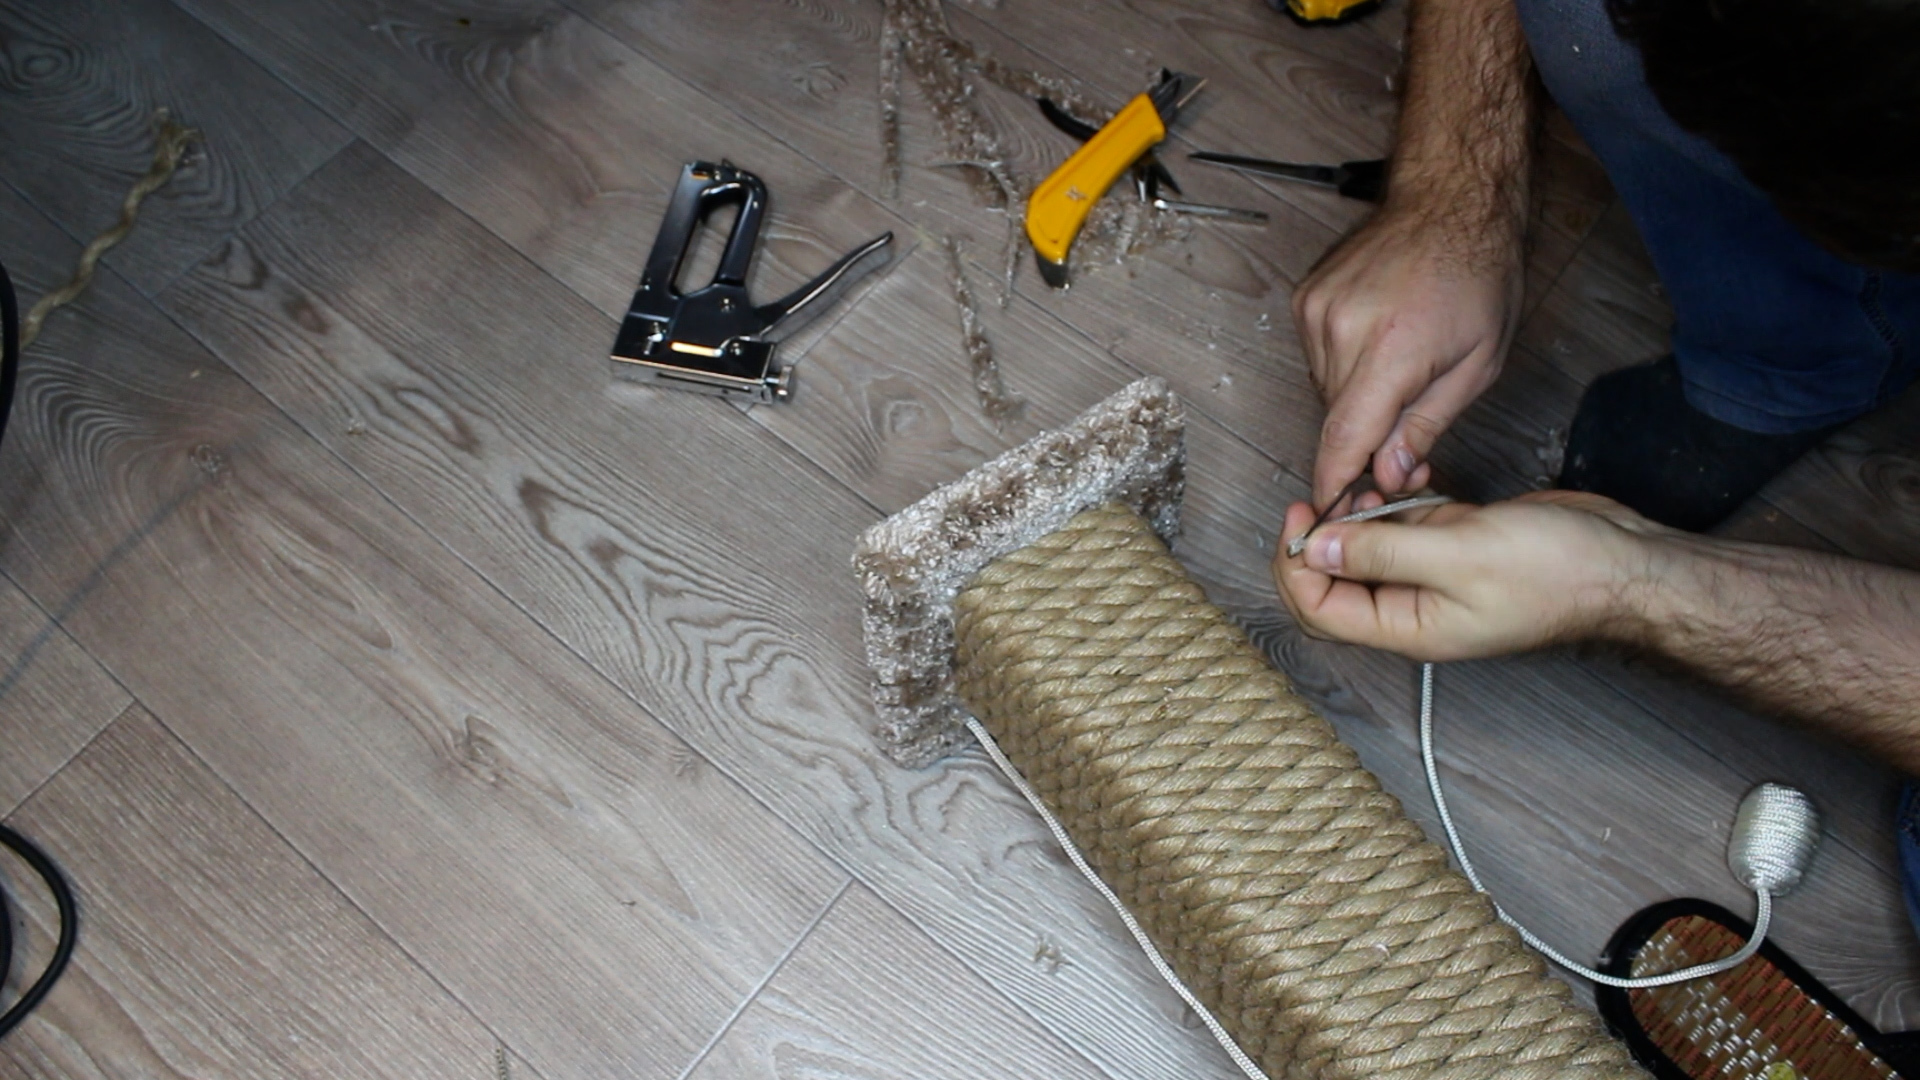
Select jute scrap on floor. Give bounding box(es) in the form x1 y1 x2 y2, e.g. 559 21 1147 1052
853 378 1644 1080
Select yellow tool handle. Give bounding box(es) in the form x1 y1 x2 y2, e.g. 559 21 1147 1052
1025 94 1166 268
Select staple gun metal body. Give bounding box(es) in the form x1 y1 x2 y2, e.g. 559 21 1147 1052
611 161 892 403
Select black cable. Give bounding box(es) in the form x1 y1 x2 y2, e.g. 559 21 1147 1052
0 825 77 1039
0 260 79 1038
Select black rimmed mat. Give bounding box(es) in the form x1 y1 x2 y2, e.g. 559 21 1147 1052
1597 898 1917 1080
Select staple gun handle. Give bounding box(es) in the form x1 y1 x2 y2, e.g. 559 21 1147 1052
642 162 768 296
1024 94 1166 270
755 232 895 335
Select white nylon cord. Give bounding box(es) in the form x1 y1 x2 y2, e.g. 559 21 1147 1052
1285 494 1454 557
1417 662 1773 988
965 717 1272 1080
1297 495 1795 988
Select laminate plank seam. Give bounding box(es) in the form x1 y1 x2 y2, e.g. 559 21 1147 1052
0 699 138 822
1517 195 1619 330
163 0 921 355
0 562 135 710
1511 214 1893 561
30 0 1904 1045
10 252 758 1077
554 2 1049 256
669 877 853 1080
153 0 381 213
0 708 552 1080
136 698 585 1080
562 0 1323 302
137 235 971 1076
136 125 358 302
722 231 930 422
8 696 566 1080
139 204 898 840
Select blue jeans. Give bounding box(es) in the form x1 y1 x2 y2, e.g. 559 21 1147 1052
1514 0 1920 433
1902 785 1920 943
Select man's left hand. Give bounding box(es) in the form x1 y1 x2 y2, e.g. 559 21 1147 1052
1272 490 1669 660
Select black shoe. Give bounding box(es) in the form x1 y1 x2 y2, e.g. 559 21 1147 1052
1558 356 1839 532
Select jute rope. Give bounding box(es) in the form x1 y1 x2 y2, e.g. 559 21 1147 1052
20 110 200 350
951 503 1643 1080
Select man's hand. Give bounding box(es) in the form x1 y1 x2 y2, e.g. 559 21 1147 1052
1290 0 1536 507
1294 205 1525 506
1273 491 1664 660
1273 491 1920 771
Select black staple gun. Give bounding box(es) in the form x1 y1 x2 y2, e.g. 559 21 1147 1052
610 161 893 403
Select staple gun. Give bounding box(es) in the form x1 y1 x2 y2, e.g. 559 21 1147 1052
611 161 892 403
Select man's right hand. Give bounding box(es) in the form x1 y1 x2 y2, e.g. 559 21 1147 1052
1293 201 1525 507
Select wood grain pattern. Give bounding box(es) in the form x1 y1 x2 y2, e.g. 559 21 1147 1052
1517 201 1673 386
572 0 1350 279
0 186 139 818
685 883 1110 1080
0 576 128 818
378 0 1602 521
1760 408 1920 572
0 0 350 296
167 0 565 150
0 202 845 1080
804 251 1917 1022
5 0 1916 1071
678 137 1919 1026
170 139 1919 1042
0 707 497 1080
383 11 909 323
566 0 1350 470
162 143 1261 1080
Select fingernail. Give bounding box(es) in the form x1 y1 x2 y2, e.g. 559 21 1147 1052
1393 446 1416 479
1308 533 1342 573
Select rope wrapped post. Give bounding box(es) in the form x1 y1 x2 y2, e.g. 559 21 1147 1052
854 380 1644 1080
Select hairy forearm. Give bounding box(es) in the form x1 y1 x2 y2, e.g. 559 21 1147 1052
1390 0 1537 249
1624 537 1920 773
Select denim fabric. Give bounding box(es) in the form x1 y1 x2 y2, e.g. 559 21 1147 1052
1901 783 1920 944
1512 0 1920 433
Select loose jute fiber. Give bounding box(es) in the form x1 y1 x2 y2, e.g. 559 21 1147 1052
948 502 1643 1080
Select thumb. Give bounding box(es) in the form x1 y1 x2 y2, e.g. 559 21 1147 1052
1304 518 1465 587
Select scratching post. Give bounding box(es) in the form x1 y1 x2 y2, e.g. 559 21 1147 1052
854 380 1643 1080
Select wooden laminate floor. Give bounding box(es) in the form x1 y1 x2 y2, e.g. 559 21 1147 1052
0 1 1914 1076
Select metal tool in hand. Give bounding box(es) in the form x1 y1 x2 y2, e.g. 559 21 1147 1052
1286 472 1453 557
1189 151 1388 203
610 161 893 403
1026 70 1264 289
